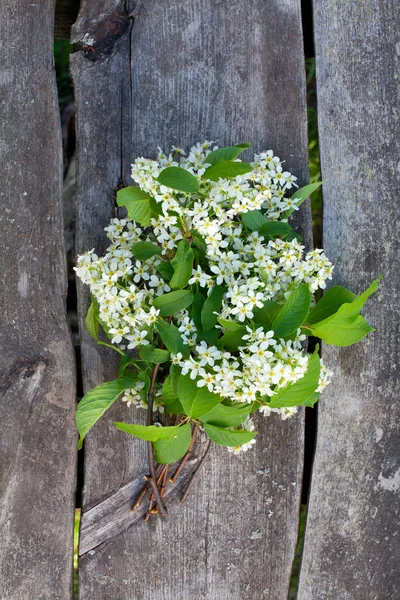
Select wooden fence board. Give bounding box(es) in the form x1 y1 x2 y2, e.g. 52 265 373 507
298 2 400 598
71 1 311 597
0 2 77 599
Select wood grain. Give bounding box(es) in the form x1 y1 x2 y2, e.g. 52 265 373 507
298 2 400 598
0 1 77 598
71 1 311 597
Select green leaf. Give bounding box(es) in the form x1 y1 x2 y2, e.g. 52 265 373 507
157 166 199 193
170 239 194 290
116 186 155 226
118 355 149 377
306 277 380 346
309 315 374 347
241 210 266 231
268 349 320 408
287 182 322 216
191 293 205 334
76 378 133 449
191 233 207 264
200 402 252 428
169 364 181 394
139 344 170 364
258 221 292 239
203 423 257 447
85 303 99 340
155 320 190 358
132 241 162 261
253 300 281 328
305 286 356 326
272 285 311 338
114 422 181 441
156 261 174 281
153 422 192 464
162 375 185 414
177 374 223 418
201 285 225 332
203 159 253 182
204 145 250 166
217 318 244 331
153 290 193 316
218 326 246 351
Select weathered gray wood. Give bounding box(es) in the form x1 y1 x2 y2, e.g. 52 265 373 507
71 1 311 597
298 2 400 599
55 0 80 39
0 1 77 598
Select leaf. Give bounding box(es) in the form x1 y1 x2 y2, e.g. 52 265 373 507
272 285 311 338
218 326 246 351
114 422 181 441
217 318 244 331
204 144 250 166
116 186 155 226
177 374 223 418
310 315 374 347
305 286 356 326
153 290 193 316
203 424 257 447
162 375 185 414
200 402 252 428
118 355 148 377
155 319 190 358
287 182 322 216
153 422 192 464
203 159 253 182
157 166 199 193
268 349 320 408
241 210 266 231
170 239 194 290
85 303 99 340
253 300 281 328
191 293 205 334
156 261 174 281
201 284 225 332
139 344 170 364
191 233 207 264
307 277 380 346
76 378 133 449
258 221 292 239
132 241 162 261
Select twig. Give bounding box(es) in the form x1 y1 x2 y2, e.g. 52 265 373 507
160 464 168 498
131 464 163 511
145 364 168 517
169 422 199 483
180 441 212 505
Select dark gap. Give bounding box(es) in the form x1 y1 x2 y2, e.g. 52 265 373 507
289 1 321 598
55 38 81 600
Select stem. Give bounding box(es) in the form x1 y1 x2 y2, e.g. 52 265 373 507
180 441 212 505
145 364 168 517
131 464 163 511
169 422 199 483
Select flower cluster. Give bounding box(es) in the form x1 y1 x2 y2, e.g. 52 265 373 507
75 141 334 456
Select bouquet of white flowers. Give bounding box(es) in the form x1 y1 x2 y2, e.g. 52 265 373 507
75 141 379 519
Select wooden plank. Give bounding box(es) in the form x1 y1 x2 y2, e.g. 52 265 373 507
0 1 77 599
71 1 311 597
55 0 80 39
298 2 400 598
